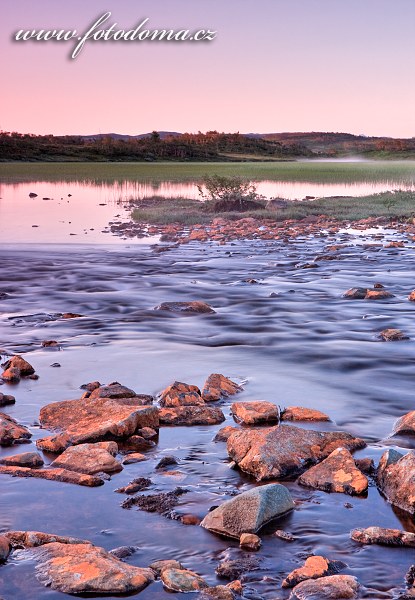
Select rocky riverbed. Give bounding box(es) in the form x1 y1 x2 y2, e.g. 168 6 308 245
1 222 415 599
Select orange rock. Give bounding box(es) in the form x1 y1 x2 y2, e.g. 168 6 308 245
51 442 121 474
377 449 415 514
351 526 415 547
408 290 415 301
281 406 330 422
365 289 394 299
379 328 408 341
290 574 359 598
1 355 35 382
0 465 103 487
239 533 261 550
5 530 88 549
0 412 32 446
159 381 203 407
0 452 43 468
282 555 344 588
159 405 225 426
231 401 279 425
298 448 368 495
202 373 242 402
214 426 239 442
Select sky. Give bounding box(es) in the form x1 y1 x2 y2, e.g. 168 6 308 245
1 0 415 137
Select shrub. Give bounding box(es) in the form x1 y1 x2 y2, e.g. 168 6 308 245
197 175 265 212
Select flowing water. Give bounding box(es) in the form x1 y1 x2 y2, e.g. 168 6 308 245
1 179 415 599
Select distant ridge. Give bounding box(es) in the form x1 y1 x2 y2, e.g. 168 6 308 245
81 131 182 141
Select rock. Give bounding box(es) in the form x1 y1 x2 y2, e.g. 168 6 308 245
122 453 147 464
200 586 236 600
154 301 215 314
0 535 10 562
159 405 225 426
365 289 394 299
354 457 374 475
0 413 32 446
226 580 243 595
149 559 183 575
231 401 279 425
80 380 101 392
121 487 188 516
90 382 139 400
214 426 239 442
39 397 159 446
343 288 368 299
0 465 104 486
274 529 295 542
379 328 409 341
109 546 139 560
392 411 415 435
281 406 330 422
0 392 15 407
36 433 72 453
377 449 415 514
289 574 359 599
409 290 415 302
282 556 345 588
51 442 122 474
138 426 158 439
122 435 155 451
1 355 35 382
298 448 368 495
61 312 82 319
239 533 261 550
32 542 154 594
156 455 178 469
41 340 59 348
351 526 415 547
200 483 294 539
216 557 260 580
5 530 88 549
227 425 365 481
159 381 204 407
115 477 152 494
180 514 201 525
29 192 38 198
160 567 208 592
0 452 43 468
202 374 242 402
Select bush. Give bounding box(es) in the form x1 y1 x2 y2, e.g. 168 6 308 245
197 175 265 212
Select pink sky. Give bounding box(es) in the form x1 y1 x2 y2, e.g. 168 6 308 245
2 0 415 137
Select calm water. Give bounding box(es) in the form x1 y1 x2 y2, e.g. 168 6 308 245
1 174 415 598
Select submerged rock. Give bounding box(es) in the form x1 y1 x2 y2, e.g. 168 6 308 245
160 567 208 592
122 453 147 464
408 290 415 302
1 355 35 382
281 406 330 422
377 449 415 514
378 328 409 341
202 374 242 402
231 401 279 425
227 425 365 481
289 574 359 599
0 465 104 486
365 289 394 299
351 526 415 547
121 487 188 516
154 301 215 314
282 556 345 588
0 412 32 446
343 288 368 299
32 542 154 594
216 556 260 580
5 530 88 549
51 442 122 474
200 586 236 600
343 287 394 300
298 448 368 495
39 397 158 446
159 381 203 407
149 559 183 576
115 477 152 494
0 452 43 468
200 483 294 539
159 405 225 426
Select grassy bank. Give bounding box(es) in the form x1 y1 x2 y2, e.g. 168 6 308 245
131 191 415 225
1 160 415 184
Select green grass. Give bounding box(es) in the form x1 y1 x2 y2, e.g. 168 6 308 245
131 191 415 225
1 160 415 184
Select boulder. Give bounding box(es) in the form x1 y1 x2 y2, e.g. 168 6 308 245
343 288 394 300
32 542 154 594
281 406 330 422
202 374 242 402
227 425 365 481
351 526 415 547
5 531 88 548
0 392 15 407
0 452 43 468
159 381 204 407
289 574 359 599
343 288 368 299
89 383 137 399
154 301 215 314
159 405 225 426
231 401 279 425
0 413 32 446
298 448 368 495
200 483 294 539
214 426 239 442
149 559 183 575
365 289 394 299
39 397 158 446
0 465 103 486
392 411 415 435
1 355 35 382
51 442 122 474
282 556 345 588
160 567 208 592
377 449 415 514
379 328 408 341
36 433 72 453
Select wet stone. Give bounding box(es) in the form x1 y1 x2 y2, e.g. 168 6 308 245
160 567 208 593
1 355 36 382
378 328 409 341
159 381 203 407
122 453 147 464
115 477 152 494
159 405 225 426
298 448 368 495
155 455 178 470
281 406 330 422
351 526 415 547
154 301 216 314
216 556 260 580
239 533 261 551
109 546 139 560
0 392 15 407
377 449 415 514
0 465 104 487
214 426 239 442
0 452 43 468
0 535 10 562
149 559 183 576
289 574 359 599
51 442 122 475
282 555 346 588
0 412 32 446
231 401 279 425
202 373 242 402
121 487 188 517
